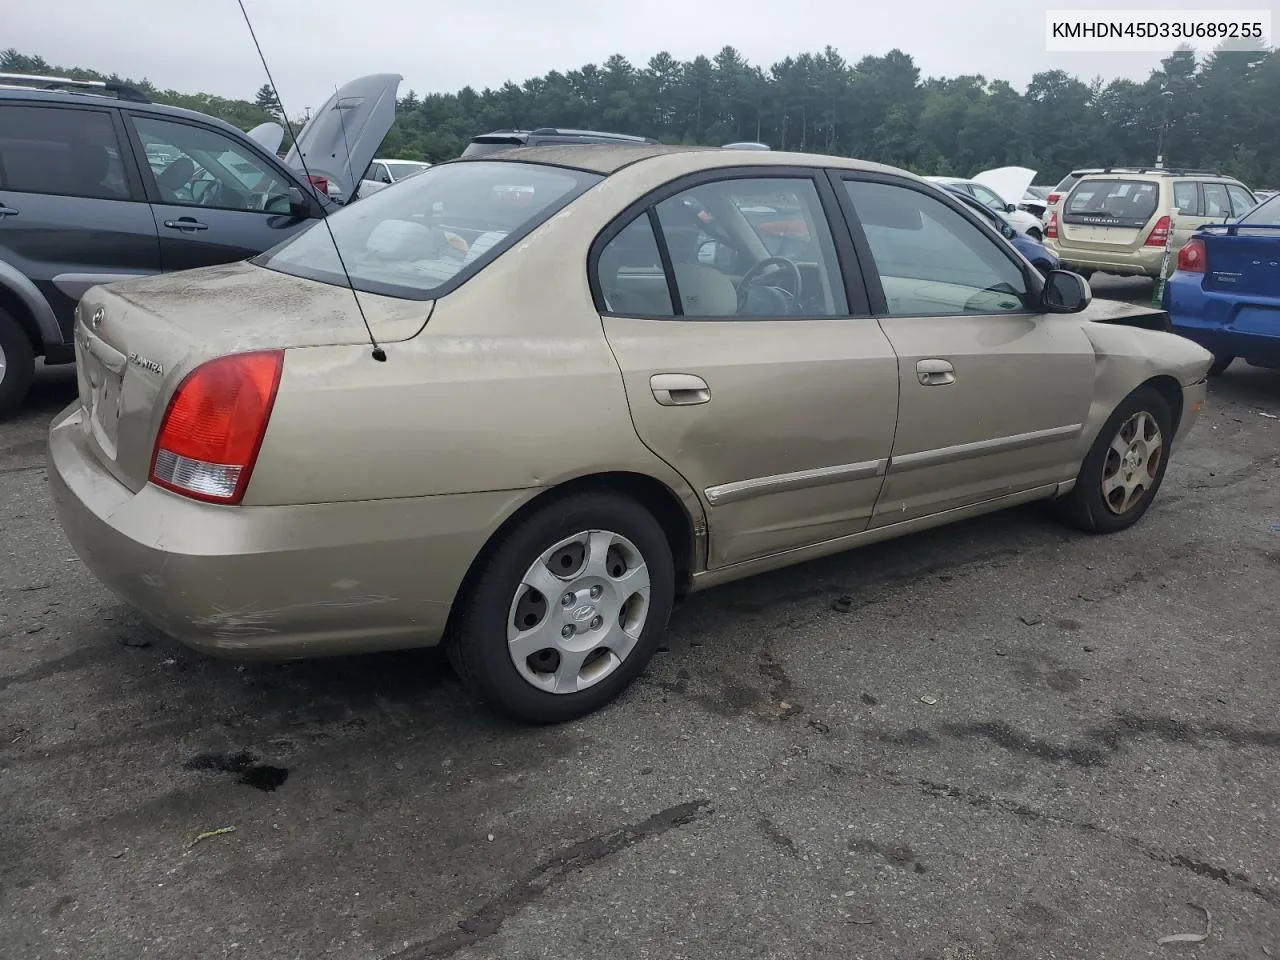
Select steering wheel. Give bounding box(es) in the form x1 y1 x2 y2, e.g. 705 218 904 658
736 256 803 313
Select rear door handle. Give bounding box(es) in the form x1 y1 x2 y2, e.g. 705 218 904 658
163 217 208 232
916 358 955 386
0 204 19 218
651 373 710 406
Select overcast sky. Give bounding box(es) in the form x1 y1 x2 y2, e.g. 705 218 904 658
6 0 1261 114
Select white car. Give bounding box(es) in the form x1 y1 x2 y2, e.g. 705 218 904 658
359 158 432 198
926 167 1045 240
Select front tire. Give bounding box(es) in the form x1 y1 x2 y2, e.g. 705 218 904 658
448 491 675 724
1054 385 1173 535
0 308 37 419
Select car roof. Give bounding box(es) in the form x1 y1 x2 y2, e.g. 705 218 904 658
463 142 913 178
0 87 265 143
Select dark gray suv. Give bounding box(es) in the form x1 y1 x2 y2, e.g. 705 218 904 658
0 72 400 415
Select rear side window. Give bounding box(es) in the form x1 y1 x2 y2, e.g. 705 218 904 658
1172 182 1201 217
0 104 130 201
257 160 601 300
596 214 675 316
1064 179 1159 227
1054 172 1084 193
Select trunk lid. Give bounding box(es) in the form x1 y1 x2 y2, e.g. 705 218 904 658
73 261 430 493
283 74 401 200
1200 224 1280 298
1059 177 1160 250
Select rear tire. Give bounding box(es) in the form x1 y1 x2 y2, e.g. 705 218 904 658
1207 354 1234 377
448 491 675 724
1053 385 1173 535
0 309 37 419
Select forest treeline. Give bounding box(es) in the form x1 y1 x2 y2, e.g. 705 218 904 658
4 41 1276 186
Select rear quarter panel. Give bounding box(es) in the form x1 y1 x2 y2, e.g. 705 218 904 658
243 187 706 542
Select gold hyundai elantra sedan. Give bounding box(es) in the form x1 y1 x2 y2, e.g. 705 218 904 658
49 144 1212 723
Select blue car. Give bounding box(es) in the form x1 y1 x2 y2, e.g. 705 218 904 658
942 185 1061 274
1164 193 1280 376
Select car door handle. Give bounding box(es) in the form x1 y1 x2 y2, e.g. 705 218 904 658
916 358 956 386
0 204 19 218
163 217 209 232
651 373 710 406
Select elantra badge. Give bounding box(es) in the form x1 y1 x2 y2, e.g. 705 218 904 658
128 352 164 376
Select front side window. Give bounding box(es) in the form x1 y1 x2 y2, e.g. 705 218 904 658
132 116 293 213
969 184 1008 213
1227 185 1257 218
844 179 1028 316
258 160 601 299
0 105 130 200
651 177 848 318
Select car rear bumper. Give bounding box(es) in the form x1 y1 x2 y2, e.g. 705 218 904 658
48 403 530 660
1047 243 1164 277
1165 272 1280 367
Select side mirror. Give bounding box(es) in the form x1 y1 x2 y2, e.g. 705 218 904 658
1005 202 1017 213
288 186 311 219
1001 223 1016 240
1041 269 1092 314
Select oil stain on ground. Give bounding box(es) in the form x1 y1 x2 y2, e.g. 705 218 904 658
183 751 290 792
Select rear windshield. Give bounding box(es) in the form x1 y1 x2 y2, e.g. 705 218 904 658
461 139 524 158
385 161 428 180
1240 193 1280 226
255 160 601 299
1064 179 1159 226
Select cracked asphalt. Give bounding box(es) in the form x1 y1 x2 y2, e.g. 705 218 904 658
3 277 1279 960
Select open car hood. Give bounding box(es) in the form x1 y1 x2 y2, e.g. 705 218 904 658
973 166 1037 206
284 74 401 199
246 121 284 155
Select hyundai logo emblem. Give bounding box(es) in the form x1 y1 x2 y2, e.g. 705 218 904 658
90 307 105 330
571 603 596 622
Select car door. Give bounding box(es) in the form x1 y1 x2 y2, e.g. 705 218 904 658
124 113 321 272
832 172 1095 526
0 101 159 337
592 170 899 568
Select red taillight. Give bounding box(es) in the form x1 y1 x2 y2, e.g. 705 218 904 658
1045 212 1059 239
1145 215 1172 247
149 350 284 505
306 174 329 194
1047 193 1061 206
1176 237 1206 274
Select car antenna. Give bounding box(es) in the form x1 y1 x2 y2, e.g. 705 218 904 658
235 0 387 363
